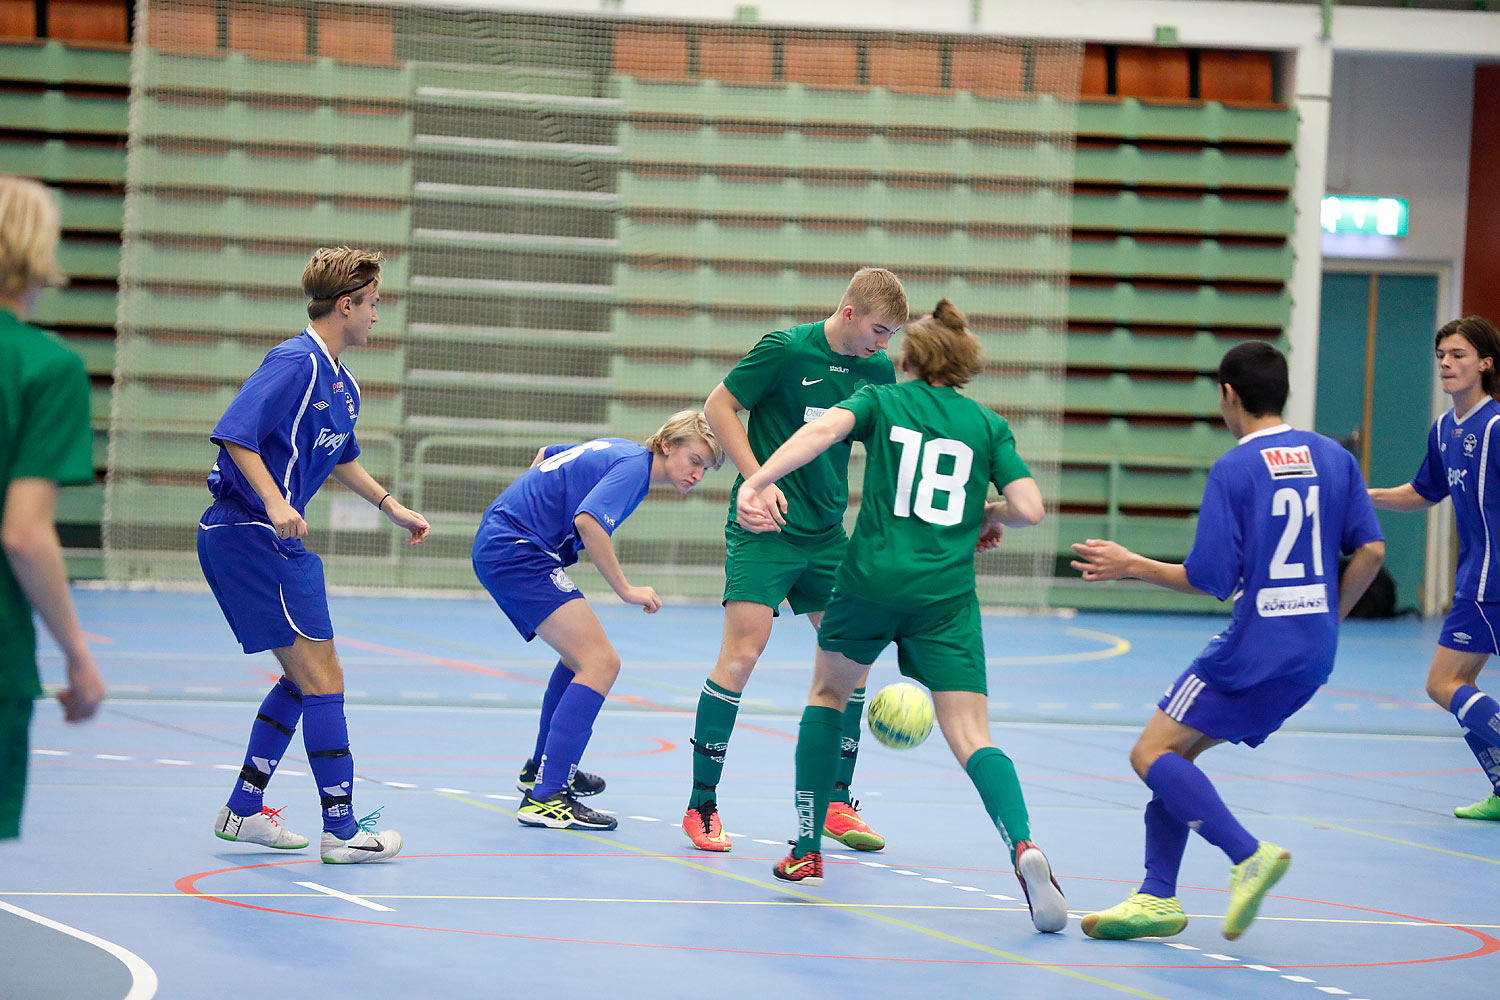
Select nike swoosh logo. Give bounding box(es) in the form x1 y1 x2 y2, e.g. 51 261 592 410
349 839 384 852
802 378 823 386
785 857 817 874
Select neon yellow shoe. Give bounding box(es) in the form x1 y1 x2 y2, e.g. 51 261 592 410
1080 893 1187 940
1223 841 1290 940
1454 793 1500 820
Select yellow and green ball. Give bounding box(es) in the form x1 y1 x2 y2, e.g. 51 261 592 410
866 682 935 750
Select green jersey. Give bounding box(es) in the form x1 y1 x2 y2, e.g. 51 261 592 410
836 380 1031 603
0 308 93 698
722 321 895 538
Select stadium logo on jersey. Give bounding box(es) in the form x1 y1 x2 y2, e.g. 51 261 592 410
829 365 850 373
1256 583 1328 617
550 568 578 593
1465 433 1479 457
1260 445 1316 479
315 428 350 454
804 406 828 423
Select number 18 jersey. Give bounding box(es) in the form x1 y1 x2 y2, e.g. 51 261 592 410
1184 424 1383 690
835 380 1031 604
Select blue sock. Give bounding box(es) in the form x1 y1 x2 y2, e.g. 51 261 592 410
1144 752 1258 865
531 662 575 765
1139 795 1190 898
533 683 606 798
303 693 358 839
226 677 303 816
1451 685 1500 751
1462 731 1500 793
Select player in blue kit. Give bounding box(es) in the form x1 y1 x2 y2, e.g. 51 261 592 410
1071 342 1385 941
200 247 429 863
1369 316 1500 821
473 411 723 830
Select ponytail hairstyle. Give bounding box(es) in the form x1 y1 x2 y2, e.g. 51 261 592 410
898 299 983 387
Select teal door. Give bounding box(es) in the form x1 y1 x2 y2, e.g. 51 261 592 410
1315 271 1440 612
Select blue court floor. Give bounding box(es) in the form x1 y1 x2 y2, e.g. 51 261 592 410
2 590 1496 1000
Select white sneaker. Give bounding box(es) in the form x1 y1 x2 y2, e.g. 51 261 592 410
214 805 310 850
320 809 402 864
1014 840 1068 933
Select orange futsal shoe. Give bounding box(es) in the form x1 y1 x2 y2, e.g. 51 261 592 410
823 800 885 851
773 848 824 886
682 800 731 852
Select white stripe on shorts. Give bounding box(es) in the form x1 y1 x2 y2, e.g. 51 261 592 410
1164 675 1206 722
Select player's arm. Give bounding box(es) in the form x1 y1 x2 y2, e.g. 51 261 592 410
330 460 430 545
737 407 856 532
706 381 787 528
574 512 660 613
1367 483 1436 511
976 481 1044 551
1069 539 1202 594
223 442 306 539
1 478 104 722
1337 539 1387 620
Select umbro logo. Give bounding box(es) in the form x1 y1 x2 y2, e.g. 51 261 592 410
802 377 823 386
312 401 329 410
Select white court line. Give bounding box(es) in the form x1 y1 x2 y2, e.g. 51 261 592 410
629 816 661 823
294 881 396 913
0 899 158 999
433 788 471 795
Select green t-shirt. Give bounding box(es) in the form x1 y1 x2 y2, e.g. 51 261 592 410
722 321 895 538
835 380 1031 603
0 308 94 698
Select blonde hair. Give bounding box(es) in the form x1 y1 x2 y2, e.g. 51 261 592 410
900 299 983 388
645 410 724 469
303 246 383 319
0 175 65 296
841 267 909 327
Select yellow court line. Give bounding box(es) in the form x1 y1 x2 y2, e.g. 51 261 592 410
8 890 1497 931
450 795 1167 1000
1290 817 1500 866
987 627 1131 666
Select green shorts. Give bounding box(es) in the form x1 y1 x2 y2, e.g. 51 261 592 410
723 522 846 617
817 589 986 694
0 697 35 840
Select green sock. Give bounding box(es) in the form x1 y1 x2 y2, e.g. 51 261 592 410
689 678 740 809
965 745 1031 850
793 705 843 857
830 686 866 804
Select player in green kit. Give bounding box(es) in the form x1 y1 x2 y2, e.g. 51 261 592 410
737 300 1068 934
682 268 907 853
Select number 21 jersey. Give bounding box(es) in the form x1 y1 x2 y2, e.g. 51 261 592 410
1185 424 1382 690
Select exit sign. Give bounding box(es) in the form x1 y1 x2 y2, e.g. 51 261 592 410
1320 196 1408 236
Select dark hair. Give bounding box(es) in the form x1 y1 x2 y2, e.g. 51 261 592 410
1217 341 1288 417
900 299 983 387
1436 315 1500 397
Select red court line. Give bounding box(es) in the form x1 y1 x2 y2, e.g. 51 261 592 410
174 855 1499 970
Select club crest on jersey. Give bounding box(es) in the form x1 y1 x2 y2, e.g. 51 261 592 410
1465 433 1479 457
1260 445 1316 479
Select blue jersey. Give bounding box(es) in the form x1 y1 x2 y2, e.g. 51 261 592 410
1183 424 1383 690
207 328 360 516
1411 396 1500 601
472 438 652 566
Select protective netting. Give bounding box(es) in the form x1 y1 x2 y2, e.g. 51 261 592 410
104 2 1078 607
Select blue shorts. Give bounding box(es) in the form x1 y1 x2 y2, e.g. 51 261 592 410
1439 599 1500 655
473 537 584 642
197 502 334 655
1157 666 1320 748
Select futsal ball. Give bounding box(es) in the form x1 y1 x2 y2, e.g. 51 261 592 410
866 682 935 750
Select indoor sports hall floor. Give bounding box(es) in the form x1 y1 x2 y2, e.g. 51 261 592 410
4 590 1496 1000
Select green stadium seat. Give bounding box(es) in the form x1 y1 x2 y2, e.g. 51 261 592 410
145 51 412 102
0 90 128 137
1062 417 1228 464
122 242 410 293
1069 236 1292 283
0 137 126 184
1073 145 1295 191
1066 327 1280 373
1063 372 1221 418
55 190 123 233
56 240 121 280
1068 283 1291 329
30 287 116 327
135 97 410 149
1076 98 1296 145
55 483 104 524
1071 191 1294 237
0 39 133 86
124 194 409 246
129 147 410 199
61 333 115 376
